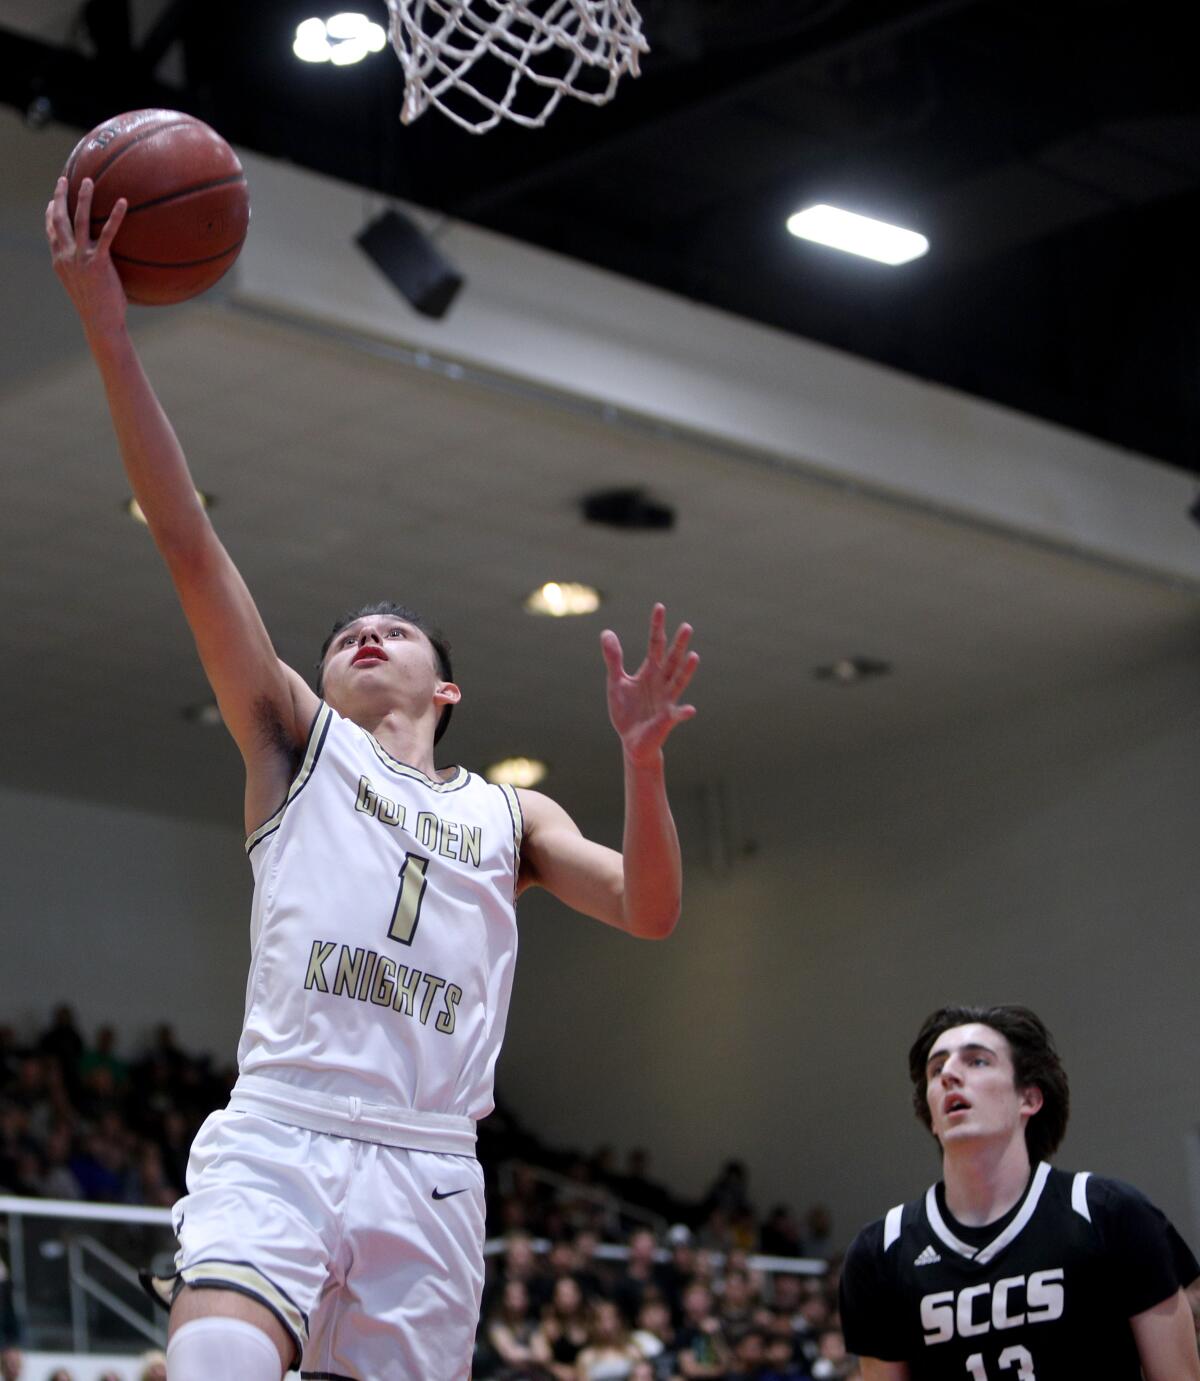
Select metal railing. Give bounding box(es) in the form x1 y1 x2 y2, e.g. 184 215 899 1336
495 1160 668 1235
1 1196 171 1355
0 1189 828 1358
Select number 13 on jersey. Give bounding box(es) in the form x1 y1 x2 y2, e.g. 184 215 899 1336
966 1347 1034 1381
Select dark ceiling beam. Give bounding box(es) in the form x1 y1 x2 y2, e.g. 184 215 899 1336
0 27 192 133
446 0 984 218
139 0 197 73
82 0 132 60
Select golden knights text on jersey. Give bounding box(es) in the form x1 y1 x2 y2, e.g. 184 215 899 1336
234 703 523 1150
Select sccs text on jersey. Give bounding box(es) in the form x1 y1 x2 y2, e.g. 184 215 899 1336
921 1270 1064 1346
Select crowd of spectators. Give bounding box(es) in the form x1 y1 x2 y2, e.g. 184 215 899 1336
1 1007 856 1379
0 1007 234 1213
475 1227 855 1381
0 1344 164 1381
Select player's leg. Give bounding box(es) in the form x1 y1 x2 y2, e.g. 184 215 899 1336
167 1286 290 1380
146 1109 341 1378
310 1146 486 1379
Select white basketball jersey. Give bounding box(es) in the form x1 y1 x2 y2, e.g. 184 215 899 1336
234 703 522 1152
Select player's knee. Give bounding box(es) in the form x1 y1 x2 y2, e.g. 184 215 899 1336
166 1317 283 1381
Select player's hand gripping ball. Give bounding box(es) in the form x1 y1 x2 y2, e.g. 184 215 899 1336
63 109 250 306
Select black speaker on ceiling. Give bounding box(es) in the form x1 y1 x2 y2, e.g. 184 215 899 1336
356 210 464 320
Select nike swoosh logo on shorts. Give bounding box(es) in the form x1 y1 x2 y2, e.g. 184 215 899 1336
432 1186 468 1200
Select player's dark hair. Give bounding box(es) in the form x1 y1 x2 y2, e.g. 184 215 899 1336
908 1005 1070 1164
316 601 455 744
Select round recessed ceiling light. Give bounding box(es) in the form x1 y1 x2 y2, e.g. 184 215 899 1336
182 701 223 727
485 757 548 788
814 657 892 684
524 582 602 617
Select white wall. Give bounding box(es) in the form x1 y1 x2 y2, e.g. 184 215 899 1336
499 640 1200 1246
1 641 1197 1250
0 785 249 1060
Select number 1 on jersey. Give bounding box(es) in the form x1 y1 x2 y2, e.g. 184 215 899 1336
388 852 430 945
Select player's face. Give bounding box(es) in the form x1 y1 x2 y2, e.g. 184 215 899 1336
924 1022 1043 1152
320 614 456 722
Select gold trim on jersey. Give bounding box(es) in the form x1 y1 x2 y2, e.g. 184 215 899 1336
498 784 524 895
364 731 470 792
245 703 333 854
178 1259 308 1350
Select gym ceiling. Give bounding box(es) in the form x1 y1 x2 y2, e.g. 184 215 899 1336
2 0 1199 478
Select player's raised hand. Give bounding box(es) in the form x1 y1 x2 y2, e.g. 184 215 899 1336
601 604 698 766
45 176 128 334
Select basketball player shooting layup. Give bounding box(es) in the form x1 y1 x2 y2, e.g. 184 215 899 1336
47 178 699 1381
840 1005 1200 1381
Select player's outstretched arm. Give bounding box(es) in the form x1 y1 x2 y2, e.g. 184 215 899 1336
1131 1286 1200 1380
46 178 315 818
517 605 697 939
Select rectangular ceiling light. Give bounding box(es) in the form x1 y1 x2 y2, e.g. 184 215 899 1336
787 204 929 265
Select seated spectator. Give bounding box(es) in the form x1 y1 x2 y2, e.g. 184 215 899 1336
68 1128 126 1203
717 1269 757 1333
535 1275 591 1380
39 1126 82 1201
138 1349 167 1381
128 1141 175 1208
759 1206 803 1258
768 1273 804 1321
726 1326 769 1379
655 1226 696 1324
0 1029 22 1092
0 1348 20 1381
543 1238 585 1292
489 1279 552 1371
701 1160 751 1223
155 1108 191 1195
617 1149 674 1222
793 1287 831 1369
37 1006 84 1097
673 1284 730 1380
802 1206 833 1259
631 1298 678 1379
762 1332 808 1381
80 1026 129 1092
572 1228 610 1301
5 1151 42 1200
809 1329 852 1381
76 1061 121 1123
575 1299 644 1381
630 1361 676 1381
490 1232 549 1313
615 1227 659 1322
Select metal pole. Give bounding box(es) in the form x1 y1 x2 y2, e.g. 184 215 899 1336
6 1212 27 1343
67 1238 88 1356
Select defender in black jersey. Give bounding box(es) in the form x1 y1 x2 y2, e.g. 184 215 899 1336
840 1005 1199 1381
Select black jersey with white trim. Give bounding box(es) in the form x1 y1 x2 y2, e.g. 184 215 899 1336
840 1163 1199 1380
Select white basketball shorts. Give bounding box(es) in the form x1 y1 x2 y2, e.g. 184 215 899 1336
149 1107 486 1380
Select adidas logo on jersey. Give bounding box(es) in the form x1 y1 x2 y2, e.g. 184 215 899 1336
914 1246 941 1266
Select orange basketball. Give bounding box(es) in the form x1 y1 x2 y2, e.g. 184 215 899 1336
64 109 250 306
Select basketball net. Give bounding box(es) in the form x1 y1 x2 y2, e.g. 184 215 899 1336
385 0 648 133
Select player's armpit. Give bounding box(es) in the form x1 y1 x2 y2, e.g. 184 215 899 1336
1130 1286 1200 1380
859 1359 911 1381
515 791 627 929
